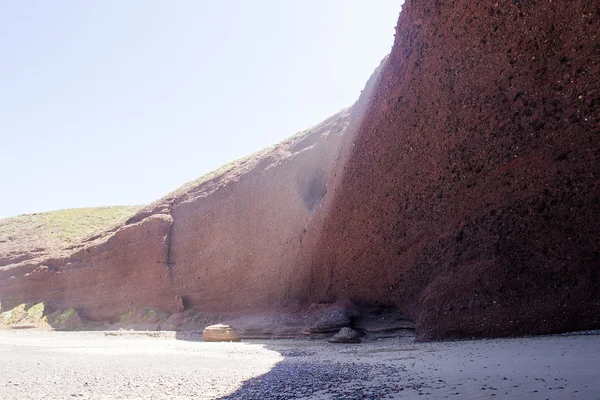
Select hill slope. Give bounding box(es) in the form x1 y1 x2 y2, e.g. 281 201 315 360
0 206 142 266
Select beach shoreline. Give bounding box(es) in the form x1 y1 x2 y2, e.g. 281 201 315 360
1 330 598 399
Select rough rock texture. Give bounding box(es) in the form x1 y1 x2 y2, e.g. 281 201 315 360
202 324 241 342
328 327 361 343
353 308 415 339
0 214 177 320
1 1 599 340
0 58 385 323
0 302 87 331
308 306 354 334
310 0 600 339
45 308 86 331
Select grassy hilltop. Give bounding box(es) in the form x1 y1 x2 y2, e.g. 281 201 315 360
0 206 142 265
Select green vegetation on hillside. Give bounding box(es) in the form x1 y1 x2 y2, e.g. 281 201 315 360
0 206 142 262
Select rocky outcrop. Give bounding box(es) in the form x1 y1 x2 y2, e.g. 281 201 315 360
353 309 415 339
0 57 386 323
308 307 354 335
1 1 598 340
202 324 241 342
309 0 600 339
0 214 177 320
0 302 87 331
328 327 361 344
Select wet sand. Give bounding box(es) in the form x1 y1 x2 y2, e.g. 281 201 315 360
0 330 598 399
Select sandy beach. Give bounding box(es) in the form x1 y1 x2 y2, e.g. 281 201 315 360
0 330 598 399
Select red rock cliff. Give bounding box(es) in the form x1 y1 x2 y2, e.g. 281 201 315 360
1 1 599 340
309 0 600 339
0 58 385 321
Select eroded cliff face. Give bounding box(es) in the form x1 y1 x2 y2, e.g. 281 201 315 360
0 215 176 319
0 58 386 322
310 0 600 339
1 1 598 339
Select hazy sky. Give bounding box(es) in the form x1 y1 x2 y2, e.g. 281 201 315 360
0 1 402 219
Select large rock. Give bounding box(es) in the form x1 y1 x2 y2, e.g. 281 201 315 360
328 327 361 344
46 308 85 331
354 309 415 339
0 302 54 330
0 214 177 321
0 57 383 320
0 303 29 326
309 307 353 334
310 0 600 339
202 324 241 342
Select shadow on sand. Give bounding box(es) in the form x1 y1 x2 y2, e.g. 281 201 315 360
217 348 410 400
174 331 425 400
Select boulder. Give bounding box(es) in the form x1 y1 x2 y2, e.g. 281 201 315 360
328 327 361 344
46 308 85 331
202 324 241 342
26 302 48 320
0 303 28 326
309 308 353 334
0 302 52 330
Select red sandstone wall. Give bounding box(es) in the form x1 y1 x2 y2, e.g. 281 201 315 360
0 215 176 320
166 112 351 313
0 51 385 322
2 1 598 340
310 0 600 339
0 90 378 321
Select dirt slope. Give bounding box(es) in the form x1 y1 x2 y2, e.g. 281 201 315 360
309 0 600 339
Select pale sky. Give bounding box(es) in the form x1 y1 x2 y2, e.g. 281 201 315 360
0 1 402 219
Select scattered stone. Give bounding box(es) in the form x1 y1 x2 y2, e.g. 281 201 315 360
220 360 411 400
328 327 361 343
202 324 241 342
